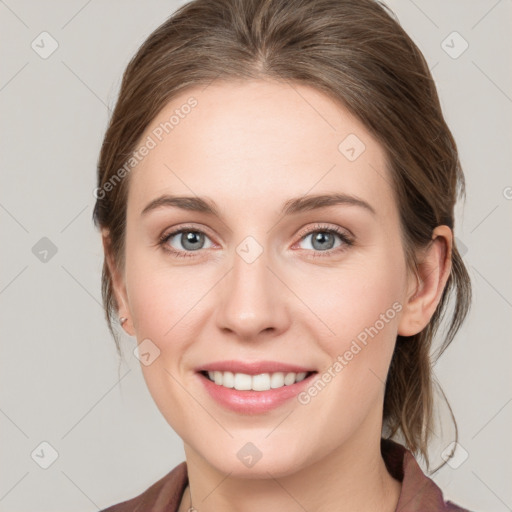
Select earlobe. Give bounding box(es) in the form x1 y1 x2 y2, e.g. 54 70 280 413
101 229 135 336
397 226 452 337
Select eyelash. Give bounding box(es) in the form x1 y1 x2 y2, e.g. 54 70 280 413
295 224 354 258
158 223 354 259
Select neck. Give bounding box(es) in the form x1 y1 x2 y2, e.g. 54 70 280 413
179 428 401 512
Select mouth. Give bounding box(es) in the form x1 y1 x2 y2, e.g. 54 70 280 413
199 370 317 391
195 365 319 414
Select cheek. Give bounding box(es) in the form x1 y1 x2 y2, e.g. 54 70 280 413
124 245 212 341
123 248 215 434
294 255 405 347
290 250 406 409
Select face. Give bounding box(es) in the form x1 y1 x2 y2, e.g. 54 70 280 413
110 79 415 477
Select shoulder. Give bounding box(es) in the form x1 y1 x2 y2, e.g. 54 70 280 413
381 439 474 512
99 461 188 512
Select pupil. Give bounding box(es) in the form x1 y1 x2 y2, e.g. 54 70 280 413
313 232 334 250
182 231 203 250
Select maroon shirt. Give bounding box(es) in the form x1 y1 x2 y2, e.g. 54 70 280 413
101 439 471 511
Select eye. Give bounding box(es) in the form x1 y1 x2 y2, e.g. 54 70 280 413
158 223 353 259
295 224 353 256
159 227 214 257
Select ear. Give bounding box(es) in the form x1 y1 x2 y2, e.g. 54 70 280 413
398 225 452 337
101 229 135 337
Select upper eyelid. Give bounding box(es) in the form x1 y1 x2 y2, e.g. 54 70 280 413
161 223 215 239
296 223 352 239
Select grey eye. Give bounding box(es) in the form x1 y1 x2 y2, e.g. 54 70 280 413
299 231 342 251
168 230 213 251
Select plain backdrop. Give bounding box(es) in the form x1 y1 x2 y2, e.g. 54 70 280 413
0 1 511 511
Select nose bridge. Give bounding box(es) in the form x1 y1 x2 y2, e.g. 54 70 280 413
215 235 289 338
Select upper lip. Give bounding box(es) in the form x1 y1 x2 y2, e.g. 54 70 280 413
196 360 316 375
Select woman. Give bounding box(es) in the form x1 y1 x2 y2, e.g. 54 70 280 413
94 0 473 510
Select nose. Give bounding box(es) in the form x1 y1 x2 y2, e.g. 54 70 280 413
214 243 291 341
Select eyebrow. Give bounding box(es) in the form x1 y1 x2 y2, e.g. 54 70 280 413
141 193 376 218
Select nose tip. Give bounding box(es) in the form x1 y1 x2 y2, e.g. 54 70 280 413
214 247 290 340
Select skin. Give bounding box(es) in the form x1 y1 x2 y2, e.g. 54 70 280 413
103 79 452 512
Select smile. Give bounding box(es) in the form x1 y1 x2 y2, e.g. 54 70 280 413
196 362 319 414
203 370 314 391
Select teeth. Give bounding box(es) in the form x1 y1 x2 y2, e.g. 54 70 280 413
206 371 309 391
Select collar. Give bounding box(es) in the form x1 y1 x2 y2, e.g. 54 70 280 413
381 438 470 511
101 438 471 511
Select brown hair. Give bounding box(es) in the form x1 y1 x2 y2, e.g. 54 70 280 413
92 0 471 465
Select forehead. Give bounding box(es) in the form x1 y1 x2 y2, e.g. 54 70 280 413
127 79 394 217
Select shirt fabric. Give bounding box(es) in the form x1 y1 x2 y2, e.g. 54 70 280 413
100 439 471 511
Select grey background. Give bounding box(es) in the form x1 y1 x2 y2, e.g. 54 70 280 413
0 0 511 510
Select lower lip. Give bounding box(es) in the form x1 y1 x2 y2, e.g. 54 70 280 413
197 372 317 414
